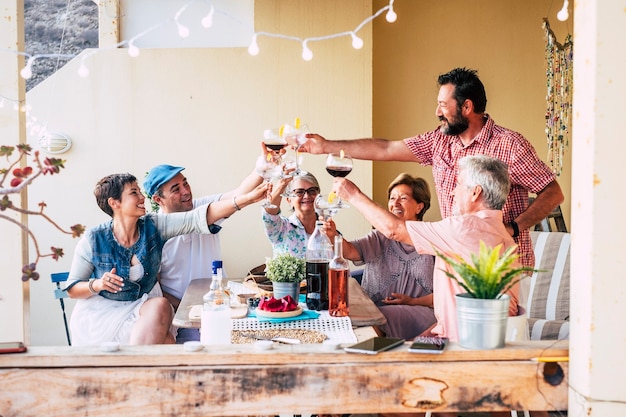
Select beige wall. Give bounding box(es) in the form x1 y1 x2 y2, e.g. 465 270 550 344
19 0 374 345
371 0 572 227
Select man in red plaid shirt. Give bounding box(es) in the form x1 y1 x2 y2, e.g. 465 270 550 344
302 67 564 272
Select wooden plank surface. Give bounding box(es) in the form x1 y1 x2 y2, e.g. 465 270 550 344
173 277 386 328
0 340 568 367
0 341 568 416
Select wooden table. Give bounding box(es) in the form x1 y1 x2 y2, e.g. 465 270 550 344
0 340 568 416
173 277 387 328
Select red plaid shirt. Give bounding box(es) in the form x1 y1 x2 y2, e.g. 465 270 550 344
404 116 556 268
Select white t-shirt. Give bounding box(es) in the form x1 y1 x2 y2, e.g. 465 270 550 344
159 195 225 300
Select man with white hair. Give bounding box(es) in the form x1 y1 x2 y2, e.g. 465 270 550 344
331 154 518 342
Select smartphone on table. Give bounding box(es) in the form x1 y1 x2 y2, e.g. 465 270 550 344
344 337 405 354
0 342 27 354
408 336 449 354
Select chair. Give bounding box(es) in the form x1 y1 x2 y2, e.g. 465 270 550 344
51 272 71 346
527 231 571 340
529 197 568 232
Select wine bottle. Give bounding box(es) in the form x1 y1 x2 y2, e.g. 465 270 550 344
328 235 350 317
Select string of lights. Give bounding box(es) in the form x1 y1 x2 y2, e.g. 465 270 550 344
1 0 397 82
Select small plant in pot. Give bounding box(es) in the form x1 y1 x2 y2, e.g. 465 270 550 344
265 253 306 301
436 241 538 349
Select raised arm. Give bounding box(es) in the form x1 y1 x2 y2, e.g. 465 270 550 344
205 181 268 225
301 133 418 162
220 169 263 201
332 177 413 245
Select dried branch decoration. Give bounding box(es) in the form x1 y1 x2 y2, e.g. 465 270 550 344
0 144 85 281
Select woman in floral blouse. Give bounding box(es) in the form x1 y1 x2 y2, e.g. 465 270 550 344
261 173 321 258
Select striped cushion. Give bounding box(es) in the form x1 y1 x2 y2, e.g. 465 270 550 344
527 232 570 340
528 318 570 340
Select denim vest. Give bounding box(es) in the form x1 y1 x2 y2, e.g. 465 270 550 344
90 217 165 301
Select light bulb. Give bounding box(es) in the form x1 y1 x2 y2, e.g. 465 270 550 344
557 1 569 21
78 62 89 77
202 5 214 28
20 64 33 79
248 34 259 56
302 41 313 61
128 42 140 57
350 32 363 49
177 23 190 38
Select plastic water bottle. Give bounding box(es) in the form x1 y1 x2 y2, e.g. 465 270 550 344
200 262 232 345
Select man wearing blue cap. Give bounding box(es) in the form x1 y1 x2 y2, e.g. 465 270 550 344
144 164 264 342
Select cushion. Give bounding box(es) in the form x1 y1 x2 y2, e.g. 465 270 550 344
527 232 570 341
528 318 570 340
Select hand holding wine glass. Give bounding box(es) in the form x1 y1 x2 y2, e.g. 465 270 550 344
255 153 282 209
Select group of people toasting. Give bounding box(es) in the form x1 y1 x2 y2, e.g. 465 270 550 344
64 68 563 354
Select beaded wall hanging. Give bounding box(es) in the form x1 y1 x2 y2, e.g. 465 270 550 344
543 18 573 176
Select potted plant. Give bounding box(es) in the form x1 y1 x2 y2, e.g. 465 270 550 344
265 253 306 301
436 241 538 349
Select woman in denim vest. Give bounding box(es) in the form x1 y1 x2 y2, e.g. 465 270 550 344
65 172 267 346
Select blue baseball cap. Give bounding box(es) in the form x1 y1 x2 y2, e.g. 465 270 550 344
144 164 185 197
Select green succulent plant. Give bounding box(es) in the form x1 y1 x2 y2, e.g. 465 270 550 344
435 241 539 300
265 253 306 283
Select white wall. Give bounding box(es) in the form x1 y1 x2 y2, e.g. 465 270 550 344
17 0 374 345
569 1 626 415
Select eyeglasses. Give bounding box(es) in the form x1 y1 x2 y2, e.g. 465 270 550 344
290 187 320 197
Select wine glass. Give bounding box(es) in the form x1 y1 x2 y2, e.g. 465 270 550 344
325 152 353 178
263 128 288 153
255 154 282 209
283 123 309 176
325 151 353 208
314 194 342 220
279 146 301 178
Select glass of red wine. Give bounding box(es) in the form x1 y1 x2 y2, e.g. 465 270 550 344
315 152 353 218
325 152 353 178
263 128 288 152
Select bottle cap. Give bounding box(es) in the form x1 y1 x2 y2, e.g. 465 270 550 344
211 260 223 274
